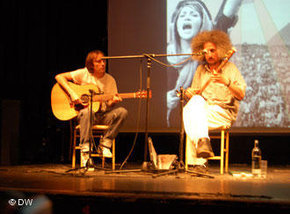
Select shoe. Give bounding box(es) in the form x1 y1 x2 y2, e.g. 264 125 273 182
196 138 214 158
80 152 89 167
97 146 112 158
188 163 208 174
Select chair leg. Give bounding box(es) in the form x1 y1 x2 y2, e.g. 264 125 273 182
220 130 225 175
72 129 77 169
185 136 190 171
100 139 115 170
225 131 230 173
102 157 105 168
112 139 115 170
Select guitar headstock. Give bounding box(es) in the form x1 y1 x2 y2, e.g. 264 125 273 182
135 90 152 99
214 47 236 75
224 47 237 60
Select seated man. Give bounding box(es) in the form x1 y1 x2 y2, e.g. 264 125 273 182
55 50 128 165
183 30 246 171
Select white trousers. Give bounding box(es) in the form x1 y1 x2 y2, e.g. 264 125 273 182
183 95 232 165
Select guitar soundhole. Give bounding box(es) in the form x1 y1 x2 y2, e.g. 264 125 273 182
73 94 90 111
81 94 90 105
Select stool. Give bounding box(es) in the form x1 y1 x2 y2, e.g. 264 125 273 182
185 128 230 174
72 124 115 170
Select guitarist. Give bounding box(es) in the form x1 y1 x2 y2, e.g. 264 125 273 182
55 50 128 164
183 30 246 172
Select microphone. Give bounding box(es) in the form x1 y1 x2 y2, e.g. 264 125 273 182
193 49 207 56
202 49 208 54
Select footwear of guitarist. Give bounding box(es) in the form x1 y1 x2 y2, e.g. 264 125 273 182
80 152 89 167
97 145 112 158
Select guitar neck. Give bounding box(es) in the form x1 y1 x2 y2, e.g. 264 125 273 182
216 48 236 73
93 92 138 102
119 93 138 99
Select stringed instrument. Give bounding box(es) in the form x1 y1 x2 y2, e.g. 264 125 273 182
179 47 236 101
51 82 150 121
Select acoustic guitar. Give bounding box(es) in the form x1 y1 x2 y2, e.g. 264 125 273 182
51 82 150 121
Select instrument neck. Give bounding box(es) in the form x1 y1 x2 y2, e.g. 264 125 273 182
93 92 136 102
118 93 136 99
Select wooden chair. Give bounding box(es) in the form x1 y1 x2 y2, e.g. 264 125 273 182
72 124 115 170
185 128 230 174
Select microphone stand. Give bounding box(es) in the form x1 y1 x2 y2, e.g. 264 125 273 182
66 90 104 174
86 89 110 171
102 53 157 171
86 90 94 170
178 87 185 169
142 55 152 169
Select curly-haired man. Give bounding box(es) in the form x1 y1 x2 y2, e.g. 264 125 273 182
183 30 246 172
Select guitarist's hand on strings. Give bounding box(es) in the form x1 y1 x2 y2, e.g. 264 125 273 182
113 94 122 103
107 94 122 107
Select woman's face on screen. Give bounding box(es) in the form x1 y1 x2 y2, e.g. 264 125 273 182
176 6 201 41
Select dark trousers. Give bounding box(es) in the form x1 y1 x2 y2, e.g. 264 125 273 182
77 107 128 148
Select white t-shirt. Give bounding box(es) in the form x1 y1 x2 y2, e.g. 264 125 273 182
70 67 118 111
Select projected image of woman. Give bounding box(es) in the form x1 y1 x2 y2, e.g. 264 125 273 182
166 0 242 126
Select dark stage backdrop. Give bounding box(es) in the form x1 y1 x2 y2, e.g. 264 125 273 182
1 0 108 163
108 0 290 133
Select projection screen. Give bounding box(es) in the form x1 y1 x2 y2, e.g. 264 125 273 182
108 0 289 133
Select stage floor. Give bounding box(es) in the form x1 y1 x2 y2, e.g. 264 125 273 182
0 163 289 213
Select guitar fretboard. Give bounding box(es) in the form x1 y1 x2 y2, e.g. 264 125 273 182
93 93 137 102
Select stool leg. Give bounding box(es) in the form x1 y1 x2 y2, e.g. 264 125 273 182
225 131 230 173
220 130 225 175
112 139 115 170
102 157 105 168
185 135 190 171
72 129 76 169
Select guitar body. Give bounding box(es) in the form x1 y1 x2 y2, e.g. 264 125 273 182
51 82 100 121
51 82 150 121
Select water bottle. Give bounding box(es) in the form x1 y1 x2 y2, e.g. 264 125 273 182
252 140 262 177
